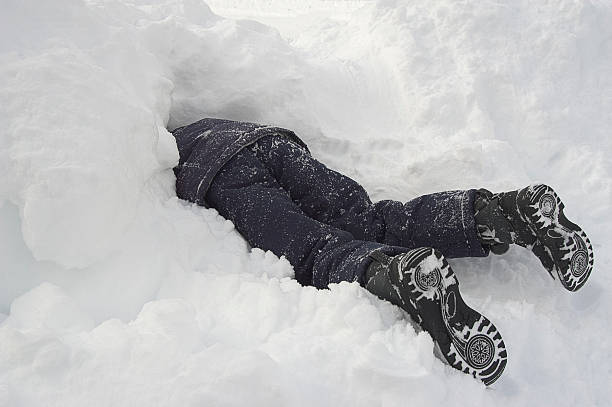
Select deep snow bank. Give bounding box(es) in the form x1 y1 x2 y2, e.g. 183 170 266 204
1 0 176 268
1 0 611 406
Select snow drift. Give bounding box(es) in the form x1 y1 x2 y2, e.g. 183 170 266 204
1 0 611 405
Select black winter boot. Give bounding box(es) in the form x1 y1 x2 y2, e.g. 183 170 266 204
475 184 594 292
365 248 507 385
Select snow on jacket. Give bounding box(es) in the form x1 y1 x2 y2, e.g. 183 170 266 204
171 117 309 207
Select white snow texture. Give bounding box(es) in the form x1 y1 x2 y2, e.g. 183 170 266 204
1 0 611 405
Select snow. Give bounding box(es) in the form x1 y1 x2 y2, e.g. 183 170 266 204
1 0 611 405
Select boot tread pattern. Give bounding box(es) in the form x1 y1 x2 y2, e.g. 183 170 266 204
392 248 507 385
519 184 594 291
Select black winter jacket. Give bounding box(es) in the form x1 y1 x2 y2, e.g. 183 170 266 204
171 118 309 207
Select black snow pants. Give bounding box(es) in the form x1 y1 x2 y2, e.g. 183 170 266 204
206 135 487 289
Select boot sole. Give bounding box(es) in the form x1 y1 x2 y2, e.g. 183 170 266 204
518 184 594 291
393 248 507 385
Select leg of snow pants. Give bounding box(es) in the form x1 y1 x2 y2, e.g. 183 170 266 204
206 140 407 289
248 136 488 259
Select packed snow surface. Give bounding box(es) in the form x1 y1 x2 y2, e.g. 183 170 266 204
1 0 611 405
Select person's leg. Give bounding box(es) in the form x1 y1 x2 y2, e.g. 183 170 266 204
253 137 594 291
208 137 507 384
206 141 406 288
251 136 487 259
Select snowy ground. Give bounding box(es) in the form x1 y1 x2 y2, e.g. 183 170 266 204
1 0 611 405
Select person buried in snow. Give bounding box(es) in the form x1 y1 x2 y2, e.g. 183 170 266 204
170 117 594 385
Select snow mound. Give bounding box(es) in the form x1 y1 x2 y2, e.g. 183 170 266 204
1 0 611 405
